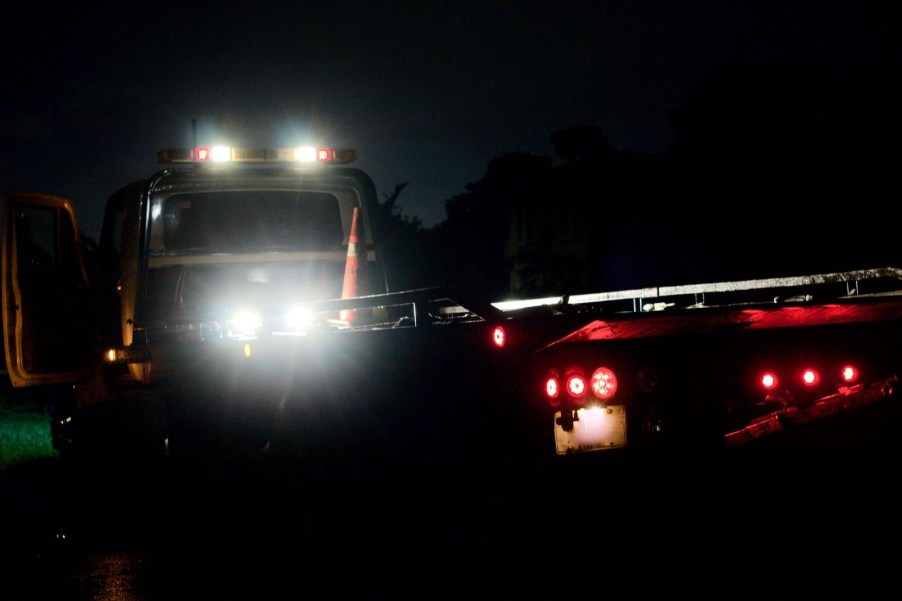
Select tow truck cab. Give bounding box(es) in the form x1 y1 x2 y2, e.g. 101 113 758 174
2 145 386 457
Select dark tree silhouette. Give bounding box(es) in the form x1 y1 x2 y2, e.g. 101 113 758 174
381 53 900 298
370 182 440 292
551 124 616 163
437 153 554 298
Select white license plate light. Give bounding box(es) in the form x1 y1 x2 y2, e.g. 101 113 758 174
554 405 627 455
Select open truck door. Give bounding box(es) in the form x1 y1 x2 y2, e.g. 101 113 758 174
2 191 95 388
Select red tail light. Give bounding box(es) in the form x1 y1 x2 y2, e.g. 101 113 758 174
544 371 561 407
567 374 587 404
591 367 618 400
761 372 779 390
546 365 620 406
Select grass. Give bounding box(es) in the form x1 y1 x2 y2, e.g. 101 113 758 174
0 381 58 470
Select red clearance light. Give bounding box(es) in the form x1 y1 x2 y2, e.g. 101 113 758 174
840 365 858 382
761 372 778 390
491 325 507 348
801 368 820 386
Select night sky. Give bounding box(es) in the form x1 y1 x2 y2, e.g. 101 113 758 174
1 1 894 239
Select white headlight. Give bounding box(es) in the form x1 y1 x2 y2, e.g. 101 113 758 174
229 309 263 337
285 306 315 332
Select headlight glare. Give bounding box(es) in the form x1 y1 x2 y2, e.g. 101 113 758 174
229 309 263 338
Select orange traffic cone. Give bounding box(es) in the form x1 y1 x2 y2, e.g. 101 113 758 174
339 206 363 322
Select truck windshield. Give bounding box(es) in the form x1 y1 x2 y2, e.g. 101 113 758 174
161 190 343 253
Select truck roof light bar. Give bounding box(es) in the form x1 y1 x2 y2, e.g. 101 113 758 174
157 146 357 165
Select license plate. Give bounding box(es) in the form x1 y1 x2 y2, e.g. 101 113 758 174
554 405 627 455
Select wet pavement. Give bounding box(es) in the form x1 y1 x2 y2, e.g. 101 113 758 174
1 449 551 598
2 431 901 598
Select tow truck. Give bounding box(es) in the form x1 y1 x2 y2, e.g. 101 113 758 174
513 267 902 461
1 145 555 468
